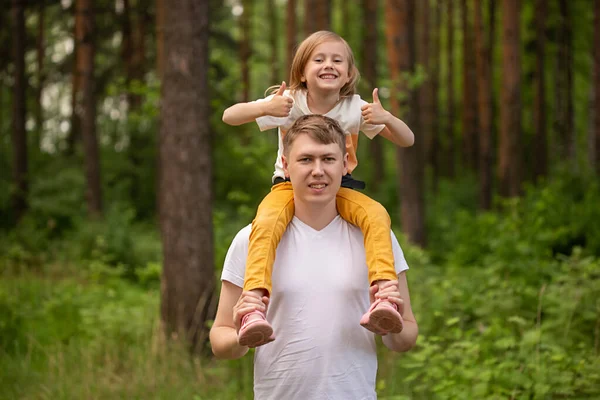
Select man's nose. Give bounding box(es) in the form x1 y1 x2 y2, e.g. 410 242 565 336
312 161 324 175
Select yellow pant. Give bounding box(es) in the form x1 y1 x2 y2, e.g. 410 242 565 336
243 181 397 294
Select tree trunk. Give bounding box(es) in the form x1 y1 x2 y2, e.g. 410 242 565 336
532 0 547 181
159 0 214 352
35 0 46 148
554 0 573 163
267 0 279 84
384 0 426 247
11 0 28 222
123 0 148 206
362 0 384 188
417 0 432 175
595 0 600 174
76 0 102 216
304 0 330 34
474 0 492 209
240 0 251 102
285 0 296 79
446 0 455 177
461 0 478 171
499 0 521 197
156 0 165 81
68 2 83 156
430 0 441 192
340 0 350 39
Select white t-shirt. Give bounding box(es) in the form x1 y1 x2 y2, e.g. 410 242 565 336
221 216 409 400
254 90 385 181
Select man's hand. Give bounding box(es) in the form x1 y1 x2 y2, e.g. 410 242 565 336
265 81 294 117
361 88 392 125
233 290 270 332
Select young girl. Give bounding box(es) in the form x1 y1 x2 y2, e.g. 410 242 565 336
222 31 415 348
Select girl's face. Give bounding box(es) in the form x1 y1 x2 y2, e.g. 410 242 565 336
301 40 351 94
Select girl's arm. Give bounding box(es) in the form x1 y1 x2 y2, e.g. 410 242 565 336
222 82 293 126
361 88 415 147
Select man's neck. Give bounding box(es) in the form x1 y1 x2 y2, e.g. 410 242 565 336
293 198 338 231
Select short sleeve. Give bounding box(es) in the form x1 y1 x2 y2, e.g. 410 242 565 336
357 97 385 139
220 225 252 288
255 91 295 131
391 230 410 274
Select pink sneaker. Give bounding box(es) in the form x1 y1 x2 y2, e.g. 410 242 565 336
360 299 404 335
237 310 275 348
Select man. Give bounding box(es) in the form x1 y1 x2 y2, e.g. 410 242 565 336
210 115 418 399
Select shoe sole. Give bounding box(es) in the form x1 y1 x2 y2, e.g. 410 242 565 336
238 321 274 348
361 307 403 334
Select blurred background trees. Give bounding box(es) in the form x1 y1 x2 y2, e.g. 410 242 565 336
1 0 600 398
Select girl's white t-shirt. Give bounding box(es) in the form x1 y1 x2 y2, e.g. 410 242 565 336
254 90 385 181
221 216 409 400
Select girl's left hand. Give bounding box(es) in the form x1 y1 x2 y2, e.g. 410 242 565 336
361 88 391 125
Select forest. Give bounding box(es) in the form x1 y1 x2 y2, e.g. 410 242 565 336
1 0 600 398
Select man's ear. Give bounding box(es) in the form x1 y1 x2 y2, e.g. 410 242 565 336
282 155 290 178
342 153 349 176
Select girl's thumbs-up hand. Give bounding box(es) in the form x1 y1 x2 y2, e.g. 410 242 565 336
265 81 294 117
361 88 391 125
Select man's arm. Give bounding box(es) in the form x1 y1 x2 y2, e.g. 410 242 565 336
209 281 249 359
378 273 419 352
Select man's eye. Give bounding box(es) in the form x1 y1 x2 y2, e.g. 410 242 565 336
325 157 336 162
300 158 311 162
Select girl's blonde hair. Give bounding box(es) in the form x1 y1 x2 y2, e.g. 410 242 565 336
268 31 360 97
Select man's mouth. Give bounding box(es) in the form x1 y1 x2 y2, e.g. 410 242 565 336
309 183 327 189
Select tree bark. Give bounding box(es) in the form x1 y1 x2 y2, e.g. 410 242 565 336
446 0 455 177
595 0 600 174
240 0 251 102
159 0 214 352
267 0 279 84
11 0 28 222
75 0 102 216
285 0 297 79
384 0 426 246
499 0 521 197
474 0 492 209
555 0 574 163
532 0 547 181
461 0 478 171
156 0 165 81
418 0 432 175
35 0 46 148
430 0 441 192
304 0 330 34
362 0 384 188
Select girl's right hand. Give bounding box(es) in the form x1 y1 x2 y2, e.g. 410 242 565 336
266 81 293 117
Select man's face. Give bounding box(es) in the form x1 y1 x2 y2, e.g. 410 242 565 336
283 134 347 207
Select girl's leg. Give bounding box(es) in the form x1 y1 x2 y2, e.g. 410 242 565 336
336 188 403 334
244 181 295 294
239 182 294 348
336 188 397 283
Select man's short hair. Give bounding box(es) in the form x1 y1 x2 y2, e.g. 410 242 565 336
283 115 347 156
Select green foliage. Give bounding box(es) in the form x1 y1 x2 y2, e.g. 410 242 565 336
2 174 599 399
